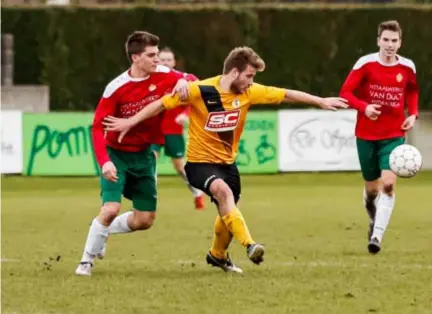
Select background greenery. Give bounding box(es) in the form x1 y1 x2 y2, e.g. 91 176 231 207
2 6 431 110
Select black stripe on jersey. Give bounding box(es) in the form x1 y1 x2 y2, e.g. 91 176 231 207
198 85 224 112
198 85 234 155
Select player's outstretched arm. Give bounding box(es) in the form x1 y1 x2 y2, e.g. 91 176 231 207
249 83 346 110
103 99 165 142
283 89 348 111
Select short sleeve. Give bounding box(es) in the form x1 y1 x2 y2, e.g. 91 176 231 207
249 83 286 105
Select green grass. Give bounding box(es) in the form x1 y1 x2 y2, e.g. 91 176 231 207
2 172 432 314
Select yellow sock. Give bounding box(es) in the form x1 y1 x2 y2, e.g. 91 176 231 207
210 215 232 260
221 207 255 247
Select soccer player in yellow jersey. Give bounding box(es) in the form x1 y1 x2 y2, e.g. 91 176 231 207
103 47 347 273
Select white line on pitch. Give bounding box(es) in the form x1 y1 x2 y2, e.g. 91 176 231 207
1 258 20 262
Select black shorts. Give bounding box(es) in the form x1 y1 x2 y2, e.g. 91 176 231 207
184 162 241 204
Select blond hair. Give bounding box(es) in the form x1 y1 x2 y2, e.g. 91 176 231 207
223 47 265 74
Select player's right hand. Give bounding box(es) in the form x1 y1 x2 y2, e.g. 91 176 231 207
103 116 133 143
102 161 118 183
319 97 348 111
172 78 189 101
365 104 381 120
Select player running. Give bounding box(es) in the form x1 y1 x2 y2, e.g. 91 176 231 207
154 47 205 210
75 31 189 276
103 46 347 273
340 20 419 254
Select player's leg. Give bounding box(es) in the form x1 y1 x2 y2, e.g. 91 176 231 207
205 215 242 273
171 157 205 209
208 164 241 260
356 138 381 241
369 137 405 253
213 164 264 264
364 180 380 240
165 134 205 210
108 147 158 234
184 163 247 271
185 163 264 264
76 151 127 276
209 215 233 260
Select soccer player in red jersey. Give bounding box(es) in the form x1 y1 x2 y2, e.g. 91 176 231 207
340 21 419 254
154 47 205 210
75 31 188 276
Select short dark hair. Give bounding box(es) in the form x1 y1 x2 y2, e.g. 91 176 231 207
378 20 402 38
223 46 265 74
125 31 159 63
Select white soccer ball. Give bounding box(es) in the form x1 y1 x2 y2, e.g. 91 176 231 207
389 144 422 178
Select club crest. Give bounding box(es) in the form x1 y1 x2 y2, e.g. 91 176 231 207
232 99 241 108
396 73 403 83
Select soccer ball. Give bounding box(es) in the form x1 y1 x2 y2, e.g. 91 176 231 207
389 144 422 178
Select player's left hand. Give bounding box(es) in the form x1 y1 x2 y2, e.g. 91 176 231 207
319 97 348 111
172 78 189 101
401 114 417 131
175 113 189 125
103 116 133 143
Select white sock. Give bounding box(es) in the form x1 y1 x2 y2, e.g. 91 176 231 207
81 218 109 263
178 170 202 197
363 189 380 222
372 193 395 242
108 211 132 234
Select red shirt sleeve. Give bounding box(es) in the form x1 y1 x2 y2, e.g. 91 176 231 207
406 69 419 118
168 69 186 81
92 95 117 167
184 73 199 82
340 67 369 113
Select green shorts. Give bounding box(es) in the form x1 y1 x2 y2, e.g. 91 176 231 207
356 137 405 181
151 134 185 158
100 146 157 211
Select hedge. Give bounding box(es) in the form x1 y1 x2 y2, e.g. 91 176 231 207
2 6 431 109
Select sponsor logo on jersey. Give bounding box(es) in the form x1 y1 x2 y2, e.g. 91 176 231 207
204 109 241 132
149 84 156 92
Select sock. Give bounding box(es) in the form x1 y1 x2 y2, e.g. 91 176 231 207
210 215 233 260
178 170 202 197
363 189 380 222
372 193 395 242
221 207 255 247
108 211 132 234
80 218 109 263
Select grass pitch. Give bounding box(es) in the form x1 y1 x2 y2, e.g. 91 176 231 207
2 172 432 314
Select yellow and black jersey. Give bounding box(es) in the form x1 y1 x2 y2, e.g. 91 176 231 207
162 75 285 164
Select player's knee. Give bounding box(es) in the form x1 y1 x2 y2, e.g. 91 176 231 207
210 179 232 202
365 180 380 200
100 202 121 224
381 174 396 195
175 165 184 174
366 188 379 200
382 182 394 195
133 212 156 231
172 159 184 173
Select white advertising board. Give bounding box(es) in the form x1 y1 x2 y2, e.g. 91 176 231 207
1 110 23 174
278 110 360 172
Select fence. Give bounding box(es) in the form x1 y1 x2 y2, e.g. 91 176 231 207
4 109 430 176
